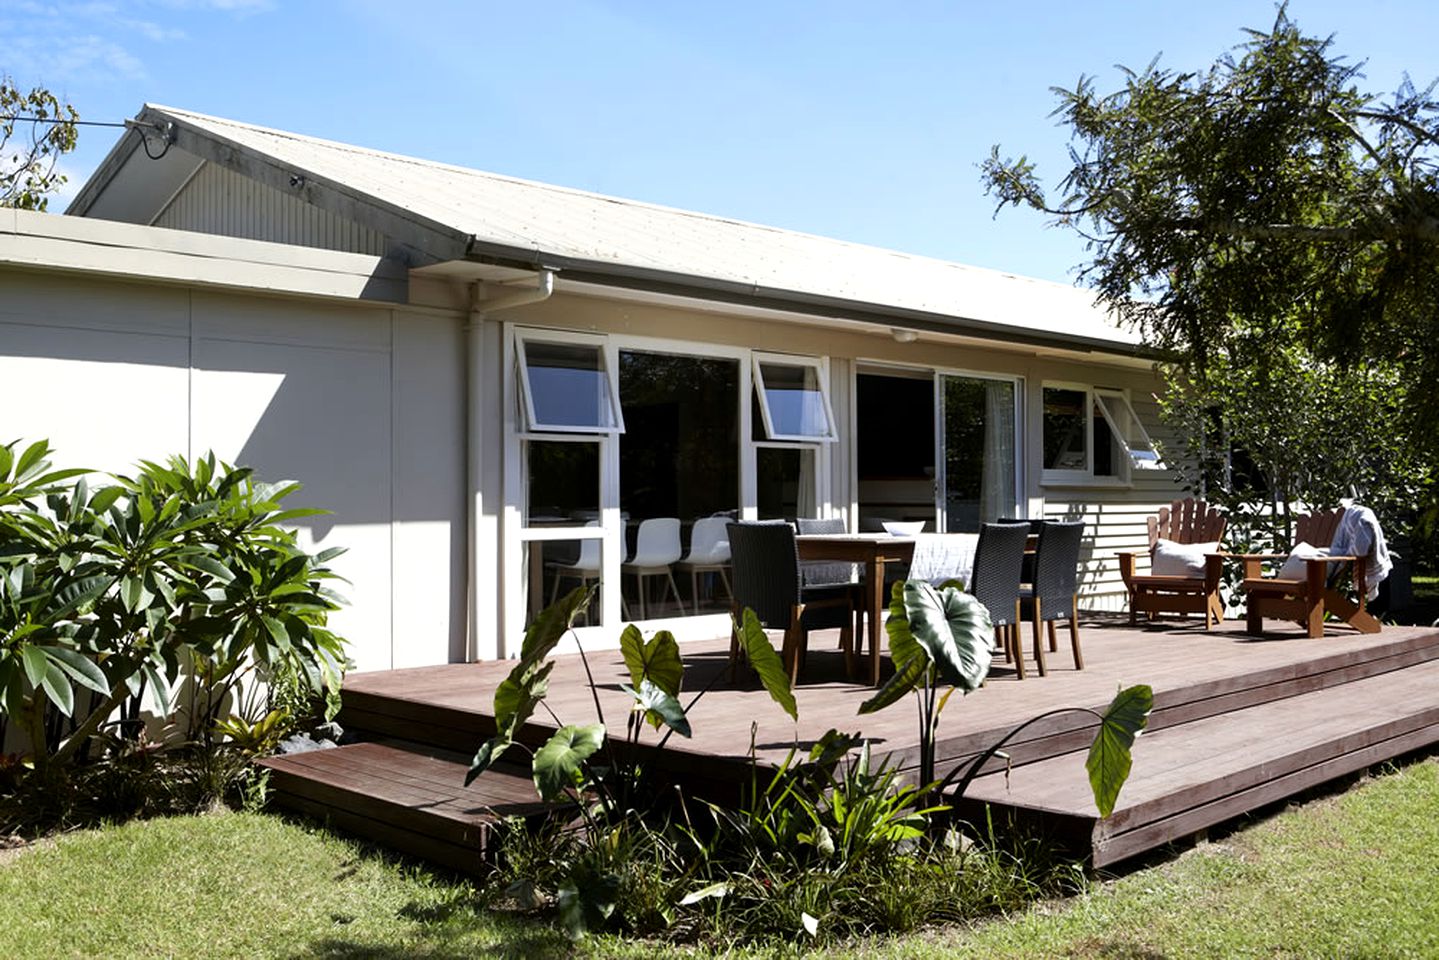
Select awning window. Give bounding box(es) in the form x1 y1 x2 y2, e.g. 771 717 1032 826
516 332 624 434
752 354 837 442
1095 390 1164 471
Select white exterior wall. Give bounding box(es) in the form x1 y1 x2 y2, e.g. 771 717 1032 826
0 266 466 671
153 161 388 257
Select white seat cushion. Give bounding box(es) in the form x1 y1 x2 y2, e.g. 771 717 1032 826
1277 541 1330 581
1151 539 1221 578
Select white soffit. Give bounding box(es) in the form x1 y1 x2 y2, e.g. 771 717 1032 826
91 105 1141 352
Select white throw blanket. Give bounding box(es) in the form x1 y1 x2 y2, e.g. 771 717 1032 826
1328 504 1392 601
907 533 979 587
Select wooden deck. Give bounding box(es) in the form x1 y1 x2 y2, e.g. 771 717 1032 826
262 616 1439 872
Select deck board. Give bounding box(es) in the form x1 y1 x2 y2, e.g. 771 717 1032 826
271 619 1439 869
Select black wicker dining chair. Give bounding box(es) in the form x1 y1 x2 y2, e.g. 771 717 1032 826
969 522 1034 677
726 521 856 682
997 516 1044 585
1019 520 1085 671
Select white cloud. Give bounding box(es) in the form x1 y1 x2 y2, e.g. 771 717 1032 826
0 1 269 86
122 18 187 42
5 33 148 83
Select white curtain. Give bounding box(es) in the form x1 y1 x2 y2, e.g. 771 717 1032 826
796 447 817 519
980 381 1016 522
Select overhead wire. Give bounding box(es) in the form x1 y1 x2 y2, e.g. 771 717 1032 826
1 113 174 159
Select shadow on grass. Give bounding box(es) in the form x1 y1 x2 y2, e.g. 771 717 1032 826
291 911 571 960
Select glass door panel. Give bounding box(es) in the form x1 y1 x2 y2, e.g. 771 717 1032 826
940 376 1017 532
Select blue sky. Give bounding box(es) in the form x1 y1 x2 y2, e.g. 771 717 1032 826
5 0 1435 283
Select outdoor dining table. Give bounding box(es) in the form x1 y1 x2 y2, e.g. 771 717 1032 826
796 534 916 686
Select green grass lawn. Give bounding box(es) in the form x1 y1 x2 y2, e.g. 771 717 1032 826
4 758 1439 958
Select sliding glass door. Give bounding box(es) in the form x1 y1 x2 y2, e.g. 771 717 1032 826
939 374 1018 532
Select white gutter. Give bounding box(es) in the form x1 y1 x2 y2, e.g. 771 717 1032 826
466 269 555 661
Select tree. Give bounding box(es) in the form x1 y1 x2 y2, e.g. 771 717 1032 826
981 8 1439 516
1 76 80 210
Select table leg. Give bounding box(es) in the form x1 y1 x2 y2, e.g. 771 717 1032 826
868 558 887 686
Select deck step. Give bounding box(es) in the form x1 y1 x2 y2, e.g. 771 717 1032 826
258 740 555 874
956 657 1439 867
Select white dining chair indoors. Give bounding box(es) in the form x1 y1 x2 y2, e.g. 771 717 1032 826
623 517 687 619
676 516 732 611
546 522 627 621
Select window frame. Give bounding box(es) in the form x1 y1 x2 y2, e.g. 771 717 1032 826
514 327 625 436
1040 381 1096 485
1093 389 1165 473
1041 382 1165 486
752 352 839 443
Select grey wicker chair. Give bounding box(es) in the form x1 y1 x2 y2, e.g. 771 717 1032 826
969 522 1033 678
726 520 856 682
1019 521 1085 672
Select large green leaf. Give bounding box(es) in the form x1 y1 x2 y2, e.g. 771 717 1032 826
20 644 48 689
493 660 555 734
619 625 683 699
466 738 506 787
621 679 691 738
1086 684 1154 817
732 607 797 721
518 585 592 667
884 579 924 668
902 581 993 692
858 652 928 714
13 440 49 482
39 662 73 716
41 646 109 696
532 723 606 801
467 658 557 786
557 869 619 941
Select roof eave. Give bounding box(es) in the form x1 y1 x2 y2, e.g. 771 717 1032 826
461 237 1157 360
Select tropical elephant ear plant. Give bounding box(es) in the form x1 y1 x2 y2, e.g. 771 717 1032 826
0 439 348 783
465 595 803 940
860 579 1152 816
466 594 797 808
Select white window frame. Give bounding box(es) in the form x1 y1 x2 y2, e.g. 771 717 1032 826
1094 389 1165 472
1041 381 1162 486
752 352 839 443
514 327 625 435
504 326 767 649
753 440 825 521
1040 381 1096 485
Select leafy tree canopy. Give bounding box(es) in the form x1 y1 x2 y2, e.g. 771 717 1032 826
1 76 79 210
981 8 1439 483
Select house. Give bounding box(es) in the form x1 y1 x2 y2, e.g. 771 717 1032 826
2 104 1182 672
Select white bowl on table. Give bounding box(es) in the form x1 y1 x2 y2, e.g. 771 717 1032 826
881 521 925 537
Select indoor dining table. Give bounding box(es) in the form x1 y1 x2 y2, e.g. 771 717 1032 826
796 533 915 686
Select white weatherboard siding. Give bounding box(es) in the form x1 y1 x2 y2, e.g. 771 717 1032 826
155 161 388 257
0 264 466 672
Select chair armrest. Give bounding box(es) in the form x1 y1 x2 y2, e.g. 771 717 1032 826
1116 550 1140 588
1203 552 1224 589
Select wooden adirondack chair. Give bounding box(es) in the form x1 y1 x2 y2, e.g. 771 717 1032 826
1117 499 1227 628
1238 508 1382 639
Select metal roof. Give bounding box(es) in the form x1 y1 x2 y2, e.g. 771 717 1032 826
74 104 1143 353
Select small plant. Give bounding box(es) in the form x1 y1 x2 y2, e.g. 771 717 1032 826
860 578 1152 817
465 590 800 939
